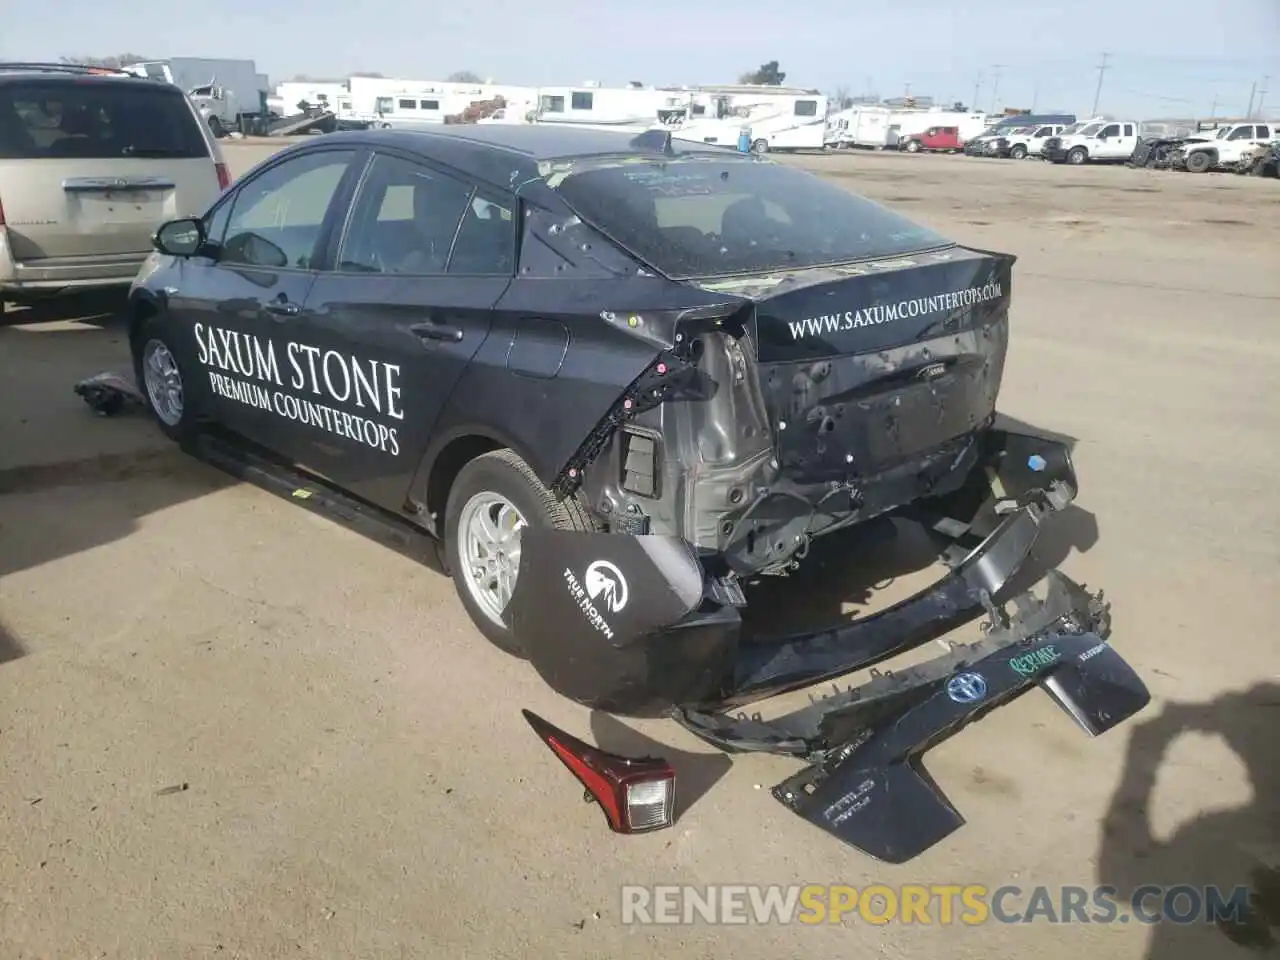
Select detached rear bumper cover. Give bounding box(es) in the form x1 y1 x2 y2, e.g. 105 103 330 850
509 425 1150 860
678 569 1146 862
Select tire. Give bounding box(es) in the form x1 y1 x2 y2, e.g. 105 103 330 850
207 116 225 138
905 139 922 153
1067 146 1089 165
130 313 201 443
1185 151 1213 173
751 138 769 154
1009 144 1027 160
444 448 599 656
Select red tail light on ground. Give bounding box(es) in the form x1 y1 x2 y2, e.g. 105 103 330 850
214 162 231 191
522 709 676 834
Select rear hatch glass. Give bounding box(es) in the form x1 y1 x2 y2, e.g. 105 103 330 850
549 156 950 279
0 79 217 261
0 79 209 161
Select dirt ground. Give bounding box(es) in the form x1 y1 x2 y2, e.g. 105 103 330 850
1 143 1277 960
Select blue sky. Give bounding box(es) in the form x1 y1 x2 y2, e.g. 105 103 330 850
4 0 1277 118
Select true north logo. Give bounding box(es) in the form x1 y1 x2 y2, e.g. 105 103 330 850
563 560 630 640
788 282 1004 340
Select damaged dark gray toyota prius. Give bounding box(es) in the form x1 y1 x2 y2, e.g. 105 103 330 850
128 124 1149 862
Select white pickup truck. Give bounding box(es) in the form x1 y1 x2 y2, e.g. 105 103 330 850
1002 123 1068 159
1172 122 1276 173
1045 119 1142 165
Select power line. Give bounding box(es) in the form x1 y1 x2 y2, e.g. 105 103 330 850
1091 52 1110 116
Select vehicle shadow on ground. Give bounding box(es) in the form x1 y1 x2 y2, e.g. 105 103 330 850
0 296 239 658
1 290 128 329
741 414 1098 639
1097 681 1280 958
588 710 733 816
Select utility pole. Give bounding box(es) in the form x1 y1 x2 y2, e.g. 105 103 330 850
1030 81 1039 112
990 64 1007 113
1258 76 1270 118
973 72 982 113
1245 80 1257 118
1091 52 1110 116
1209 93 1218 124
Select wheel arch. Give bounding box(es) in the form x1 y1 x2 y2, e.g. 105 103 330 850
414 426 543 537
127 290 162 346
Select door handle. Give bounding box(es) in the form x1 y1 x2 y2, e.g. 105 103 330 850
409 320 463 343
264 300 300 318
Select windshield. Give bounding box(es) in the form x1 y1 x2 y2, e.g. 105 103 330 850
551 157 951 279
0 80 209 160
1215 127 1231 139
1077 123 1103 137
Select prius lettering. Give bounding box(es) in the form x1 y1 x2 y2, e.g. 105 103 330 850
788 283 1004 341
193 322 404 456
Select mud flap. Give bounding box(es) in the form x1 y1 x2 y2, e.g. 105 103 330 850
505 530 742 716
772 632 1149 863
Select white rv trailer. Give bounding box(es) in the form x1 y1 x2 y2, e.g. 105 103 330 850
824 107 898 149
527 83 671 128
663 85 828 152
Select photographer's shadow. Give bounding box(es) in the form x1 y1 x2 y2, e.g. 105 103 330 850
1097 682 1280 958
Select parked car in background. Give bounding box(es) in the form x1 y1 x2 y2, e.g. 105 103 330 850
998 123 1068 159
0 62 228 304
962 126 1013 157
1046 120 1142 165
1171 122 1275 173
1233 139 1280 177
898 126 962 153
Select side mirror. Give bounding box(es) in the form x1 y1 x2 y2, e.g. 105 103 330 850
153 218 205 257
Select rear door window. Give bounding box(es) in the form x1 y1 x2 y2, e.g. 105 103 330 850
550 156 950 279
336 152 474 275
0 79 209 160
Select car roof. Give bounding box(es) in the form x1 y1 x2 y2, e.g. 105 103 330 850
301 125 746 193
369 124 738 161
0 66 174 90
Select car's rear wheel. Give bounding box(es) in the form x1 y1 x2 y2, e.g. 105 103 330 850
131 314 200 443
751 138 769 154
1009 144 1027 160
444 449 599 656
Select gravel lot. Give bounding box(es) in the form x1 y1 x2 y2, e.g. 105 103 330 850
2 140 1277 960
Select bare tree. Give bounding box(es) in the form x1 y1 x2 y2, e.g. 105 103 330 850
447 70 484 83
60 53 151 69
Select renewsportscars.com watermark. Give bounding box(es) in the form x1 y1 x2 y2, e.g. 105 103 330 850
621 883 1254 926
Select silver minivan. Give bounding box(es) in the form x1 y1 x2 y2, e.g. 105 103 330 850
0 62 228 302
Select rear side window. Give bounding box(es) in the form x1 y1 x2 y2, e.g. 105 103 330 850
0 80 209 160
552 157 950 279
